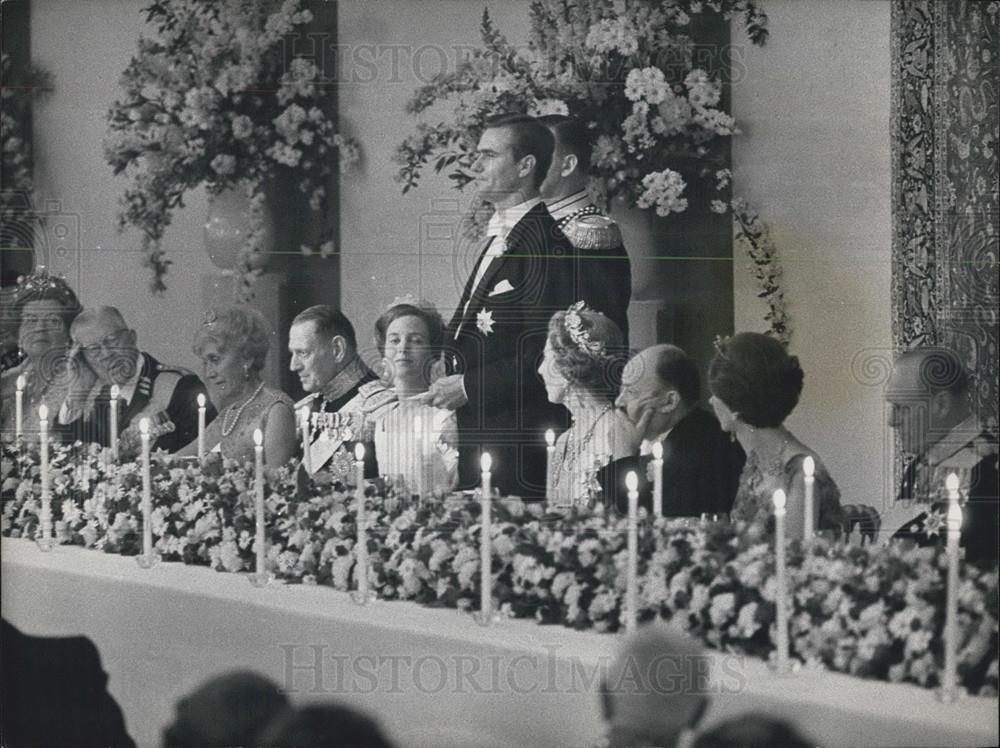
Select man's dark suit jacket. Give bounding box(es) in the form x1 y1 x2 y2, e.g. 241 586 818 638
446 202 610 498
599 407 746 517
72 351 214 453
1 619 136 748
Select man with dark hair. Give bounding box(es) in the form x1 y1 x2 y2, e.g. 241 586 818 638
417 113 603 497
887 346 998 565
289 305 393 477
538 114 632 345
601 344 745 515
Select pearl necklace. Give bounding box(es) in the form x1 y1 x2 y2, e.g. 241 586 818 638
220 382 264 437
554 403 615 491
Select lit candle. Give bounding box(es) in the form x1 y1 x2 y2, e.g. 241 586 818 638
197 393 206 460
354 443 368 602
109 384 120 461
139 417 153 560
14 375 24 441
941 472 962 701
545 429 555 502
300 407 313 474
773 488 789 673
802 456 815 540
626 471 639 633
254 428 265 577
479 452 493 623
651 441 664 518
38 404 52 549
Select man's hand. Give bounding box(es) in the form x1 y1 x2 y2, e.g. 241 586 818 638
409 374 468 410
620 396 659 453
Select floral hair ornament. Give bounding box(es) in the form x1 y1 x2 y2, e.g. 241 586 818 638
386 294 439 316
15 265 79 308
564 301 606 359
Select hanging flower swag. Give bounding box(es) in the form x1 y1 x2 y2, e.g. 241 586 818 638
394 0 790 342
105 0 360 297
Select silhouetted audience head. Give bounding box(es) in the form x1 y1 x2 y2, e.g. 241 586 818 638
257 704 395 748
693 714 812 748
163 670 288 748
708 332 803 429
601 623 710 748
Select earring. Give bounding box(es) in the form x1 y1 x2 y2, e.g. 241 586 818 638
243 363 250 381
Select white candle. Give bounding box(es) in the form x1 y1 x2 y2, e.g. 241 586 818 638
38 404 51 547
109 384 120 461
773 488 789 673
253 429 265 576
480 452 493 622
139 417 152 559
413 413 424 497
626 471 639 633
545 429 555 501
942 472 962 700
300 407 313 474
197 393 206 459
802 455 816 540
354 443 368 600
651 441 664 518
15 375 24 441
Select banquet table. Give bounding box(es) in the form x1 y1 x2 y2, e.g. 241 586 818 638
2 538 997 748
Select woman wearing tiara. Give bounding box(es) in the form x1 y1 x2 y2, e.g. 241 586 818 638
538 302 636 507
372 298 459 495
1 268 91 441
177 306 296 467
708 332 842 537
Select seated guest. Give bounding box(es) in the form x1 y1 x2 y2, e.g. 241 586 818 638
694 715 812 748
163 670 288 748
603 344 745 516
175 306 296 467
601 624 709 748
290 305 394 479
537 302 635 506
708 333 842 537
372 298 458 495
0 268 88 442
63 306 213 456
257 704 395 748
886 347 998 565
2 618 136 748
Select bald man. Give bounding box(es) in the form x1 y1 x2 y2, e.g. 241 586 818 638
601 344 744 516
886 347 998 565
601 624 710 748
64 306 213 454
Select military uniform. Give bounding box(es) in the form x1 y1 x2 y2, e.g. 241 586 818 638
69 352 214 454
546 190 632 346
295 370 395 480
891 416 999 565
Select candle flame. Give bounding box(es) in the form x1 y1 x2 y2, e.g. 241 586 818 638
480 452 492 473
945 472 960 493
626 471 638 492
37 403 48 421
197 393 206 408
110 384 120 399
545 429 555 447
253 428 263 447
803 455 815 478
651 442 663 460
772 489 786 511
355 442 366 462
139 417 150 436
16 375 25 391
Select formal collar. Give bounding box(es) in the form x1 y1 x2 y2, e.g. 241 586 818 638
487 197 543 238
117 351 144 405
320 357 370 402
544 189 590 221
926 414 991 467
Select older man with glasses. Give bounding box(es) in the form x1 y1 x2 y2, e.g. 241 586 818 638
62 306 214 455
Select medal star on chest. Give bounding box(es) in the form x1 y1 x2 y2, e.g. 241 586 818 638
476 309 495 335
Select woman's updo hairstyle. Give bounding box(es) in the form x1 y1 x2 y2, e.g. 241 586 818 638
708 332 804 428
547 302 626 398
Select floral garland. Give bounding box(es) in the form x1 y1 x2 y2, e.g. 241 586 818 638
104 0 359 297
2 439 996 696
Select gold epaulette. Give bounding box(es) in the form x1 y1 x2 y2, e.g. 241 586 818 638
358 380 397 415
294 392 318 410
563 214 623 251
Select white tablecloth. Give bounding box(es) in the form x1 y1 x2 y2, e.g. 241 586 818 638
2 538 996 748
